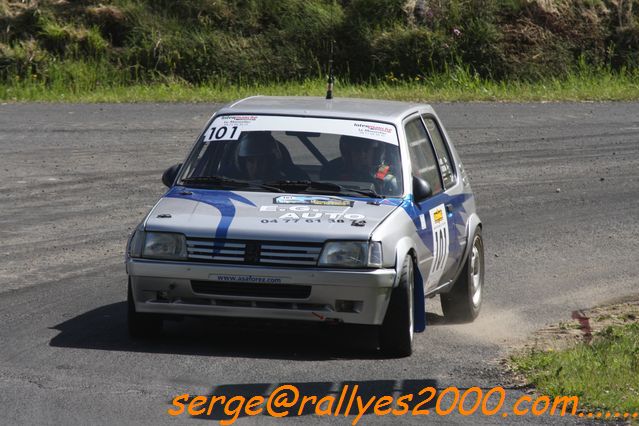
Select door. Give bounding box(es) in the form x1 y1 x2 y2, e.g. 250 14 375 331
404 116 460 293
421 114 466 280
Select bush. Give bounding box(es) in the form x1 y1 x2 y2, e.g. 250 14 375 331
367 26 453 78
609 25 639 68
1 0 639 85
0 39 50 80
85 5 130 47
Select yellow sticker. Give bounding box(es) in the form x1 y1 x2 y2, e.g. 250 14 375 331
433 209 444 223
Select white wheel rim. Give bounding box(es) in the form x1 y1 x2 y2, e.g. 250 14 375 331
470 239 482 308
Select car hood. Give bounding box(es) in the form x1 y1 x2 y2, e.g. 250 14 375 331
144 187 402 242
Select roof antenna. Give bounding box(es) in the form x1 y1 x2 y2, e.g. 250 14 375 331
326 40 334 100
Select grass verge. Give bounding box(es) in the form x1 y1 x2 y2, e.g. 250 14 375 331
511 320 639 418
2 68 639 103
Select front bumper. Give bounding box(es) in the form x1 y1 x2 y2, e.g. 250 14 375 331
126 259 397 325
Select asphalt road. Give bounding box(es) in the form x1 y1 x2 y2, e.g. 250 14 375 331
1 102 638 425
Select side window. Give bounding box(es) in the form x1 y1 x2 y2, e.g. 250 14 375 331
404 118 443 195
422 116 455 189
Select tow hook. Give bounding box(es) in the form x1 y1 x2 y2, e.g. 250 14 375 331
311 312 325 321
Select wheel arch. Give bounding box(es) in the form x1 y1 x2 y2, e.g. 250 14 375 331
393 238 426 333
393 237 417 288
464 212 482 264
440 212 482 294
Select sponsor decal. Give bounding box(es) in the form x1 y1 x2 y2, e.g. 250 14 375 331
203 115 399 145
223 115 258 123
353 122 394 140
419 214 427 230
433 207 444 224
273 195 353 207
353 123 393 133
211 274 286 284
260 204 364 221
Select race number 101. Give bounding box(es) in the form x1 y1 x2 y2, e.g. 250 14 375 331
204 125 239 141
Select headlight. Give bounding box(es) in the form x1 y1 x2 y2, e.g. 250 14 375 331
318 241 382 268
127 229 145 258
141 232 187 260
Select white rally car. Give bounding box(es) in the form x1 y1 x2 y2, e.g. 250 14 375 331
126 96 484 357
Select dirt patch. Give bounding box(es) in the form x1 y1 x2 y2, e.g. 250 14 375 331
503 295 639 386
524 298 638 351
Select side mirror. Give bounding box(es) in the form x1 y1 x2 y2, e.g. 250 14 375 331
162 163 182 188
412 175 432 202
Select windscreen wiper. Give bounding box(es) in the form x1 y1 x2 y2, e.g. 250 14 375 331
265 180 384 198
181 176 285 192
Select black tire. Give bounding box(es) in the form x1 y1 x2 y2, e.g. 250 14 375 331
441 228 484 323
379 256 414 357
127 280 163 338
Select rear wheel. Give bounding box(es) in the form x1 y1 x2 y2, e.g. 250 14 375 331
379 256 414 357
441 229 484 323
127 280 163 338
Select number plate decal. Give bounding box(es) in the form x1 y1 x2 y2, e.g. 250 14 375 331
426 204 449 286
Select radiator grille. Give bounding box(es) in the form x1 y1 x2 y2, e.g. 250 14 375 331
186 238 323 267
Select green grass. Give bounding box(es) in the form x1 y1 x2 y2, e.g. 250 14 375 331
2 65 639 102
512 323 639 416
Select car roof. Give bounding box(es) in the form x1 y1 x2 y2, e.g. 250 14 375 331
216 96 433 124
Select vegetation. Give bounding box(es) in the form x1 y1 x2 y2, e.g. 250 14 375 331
3 67 639 102
512 323 639 416
1 0 639 101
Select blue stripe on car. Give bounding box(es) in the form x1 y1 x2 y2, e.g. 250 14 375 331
165 187 256 244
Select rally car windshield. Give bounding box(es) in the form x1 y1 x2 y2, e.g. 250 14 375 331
178 115 404 197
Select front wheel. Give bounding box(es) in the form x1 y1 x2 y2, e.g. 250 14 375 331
379 256 414 357
441 228 484 323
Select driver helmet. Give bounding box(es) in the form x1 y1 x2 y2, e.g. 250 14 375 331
235 132 282 179
339 135 382 172
237 132 281 159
